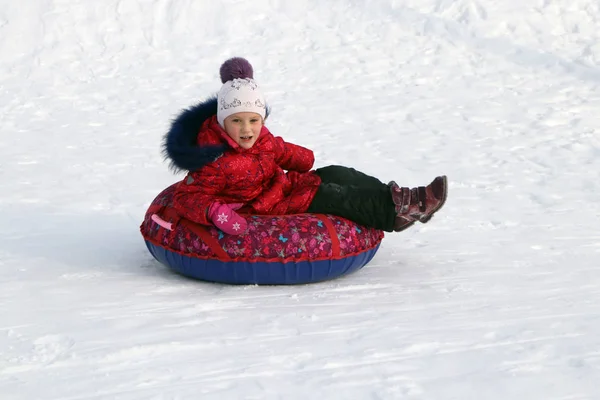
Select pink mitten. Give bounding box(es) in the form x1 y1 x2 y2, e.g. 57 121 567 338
207 202 248 235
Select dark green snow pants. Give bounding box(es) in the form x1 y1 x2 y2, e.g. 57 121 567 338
307 165 397 232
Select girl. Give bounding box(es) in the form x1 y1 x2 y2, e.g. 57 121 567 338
164 58 447 235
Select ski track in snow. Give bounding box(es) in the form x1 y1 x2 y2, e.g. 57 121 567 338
1 0 600 399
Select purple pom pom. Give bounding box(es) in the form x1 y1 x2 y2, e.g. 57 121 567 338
219 57 254 83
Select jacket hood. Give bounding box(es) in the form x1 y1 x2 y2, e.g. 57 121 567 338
163 96 272 173
163 97 226 172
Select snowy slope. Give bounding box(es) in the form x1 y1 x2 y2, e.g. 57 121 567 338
1 0 600 399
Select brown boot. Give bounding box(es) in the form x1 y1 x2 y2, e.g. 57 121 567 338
389 176 448 228
393 216 415 232
389 183 418 232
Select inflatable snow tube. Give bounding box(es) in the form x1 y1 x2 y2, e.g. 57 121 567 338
140 184 385 285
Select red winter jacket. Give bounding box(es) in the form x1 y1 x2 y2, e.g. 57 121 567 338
171 115 322 226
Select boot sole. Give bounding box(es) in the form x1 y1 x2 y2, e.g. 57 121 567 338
419 175 448 224
394 219 416 232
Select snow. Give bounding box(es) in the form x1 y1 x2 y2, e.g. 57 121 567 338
1 0 600 398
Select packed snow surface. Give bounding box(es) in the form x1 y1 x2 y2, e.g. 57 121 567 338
1 0 600 399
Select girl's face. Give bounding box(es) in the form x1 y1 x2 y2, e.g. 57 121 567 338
223 112 263 149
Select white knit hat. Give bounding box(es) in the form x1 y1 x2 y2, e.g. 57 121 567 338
217 78 266 127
